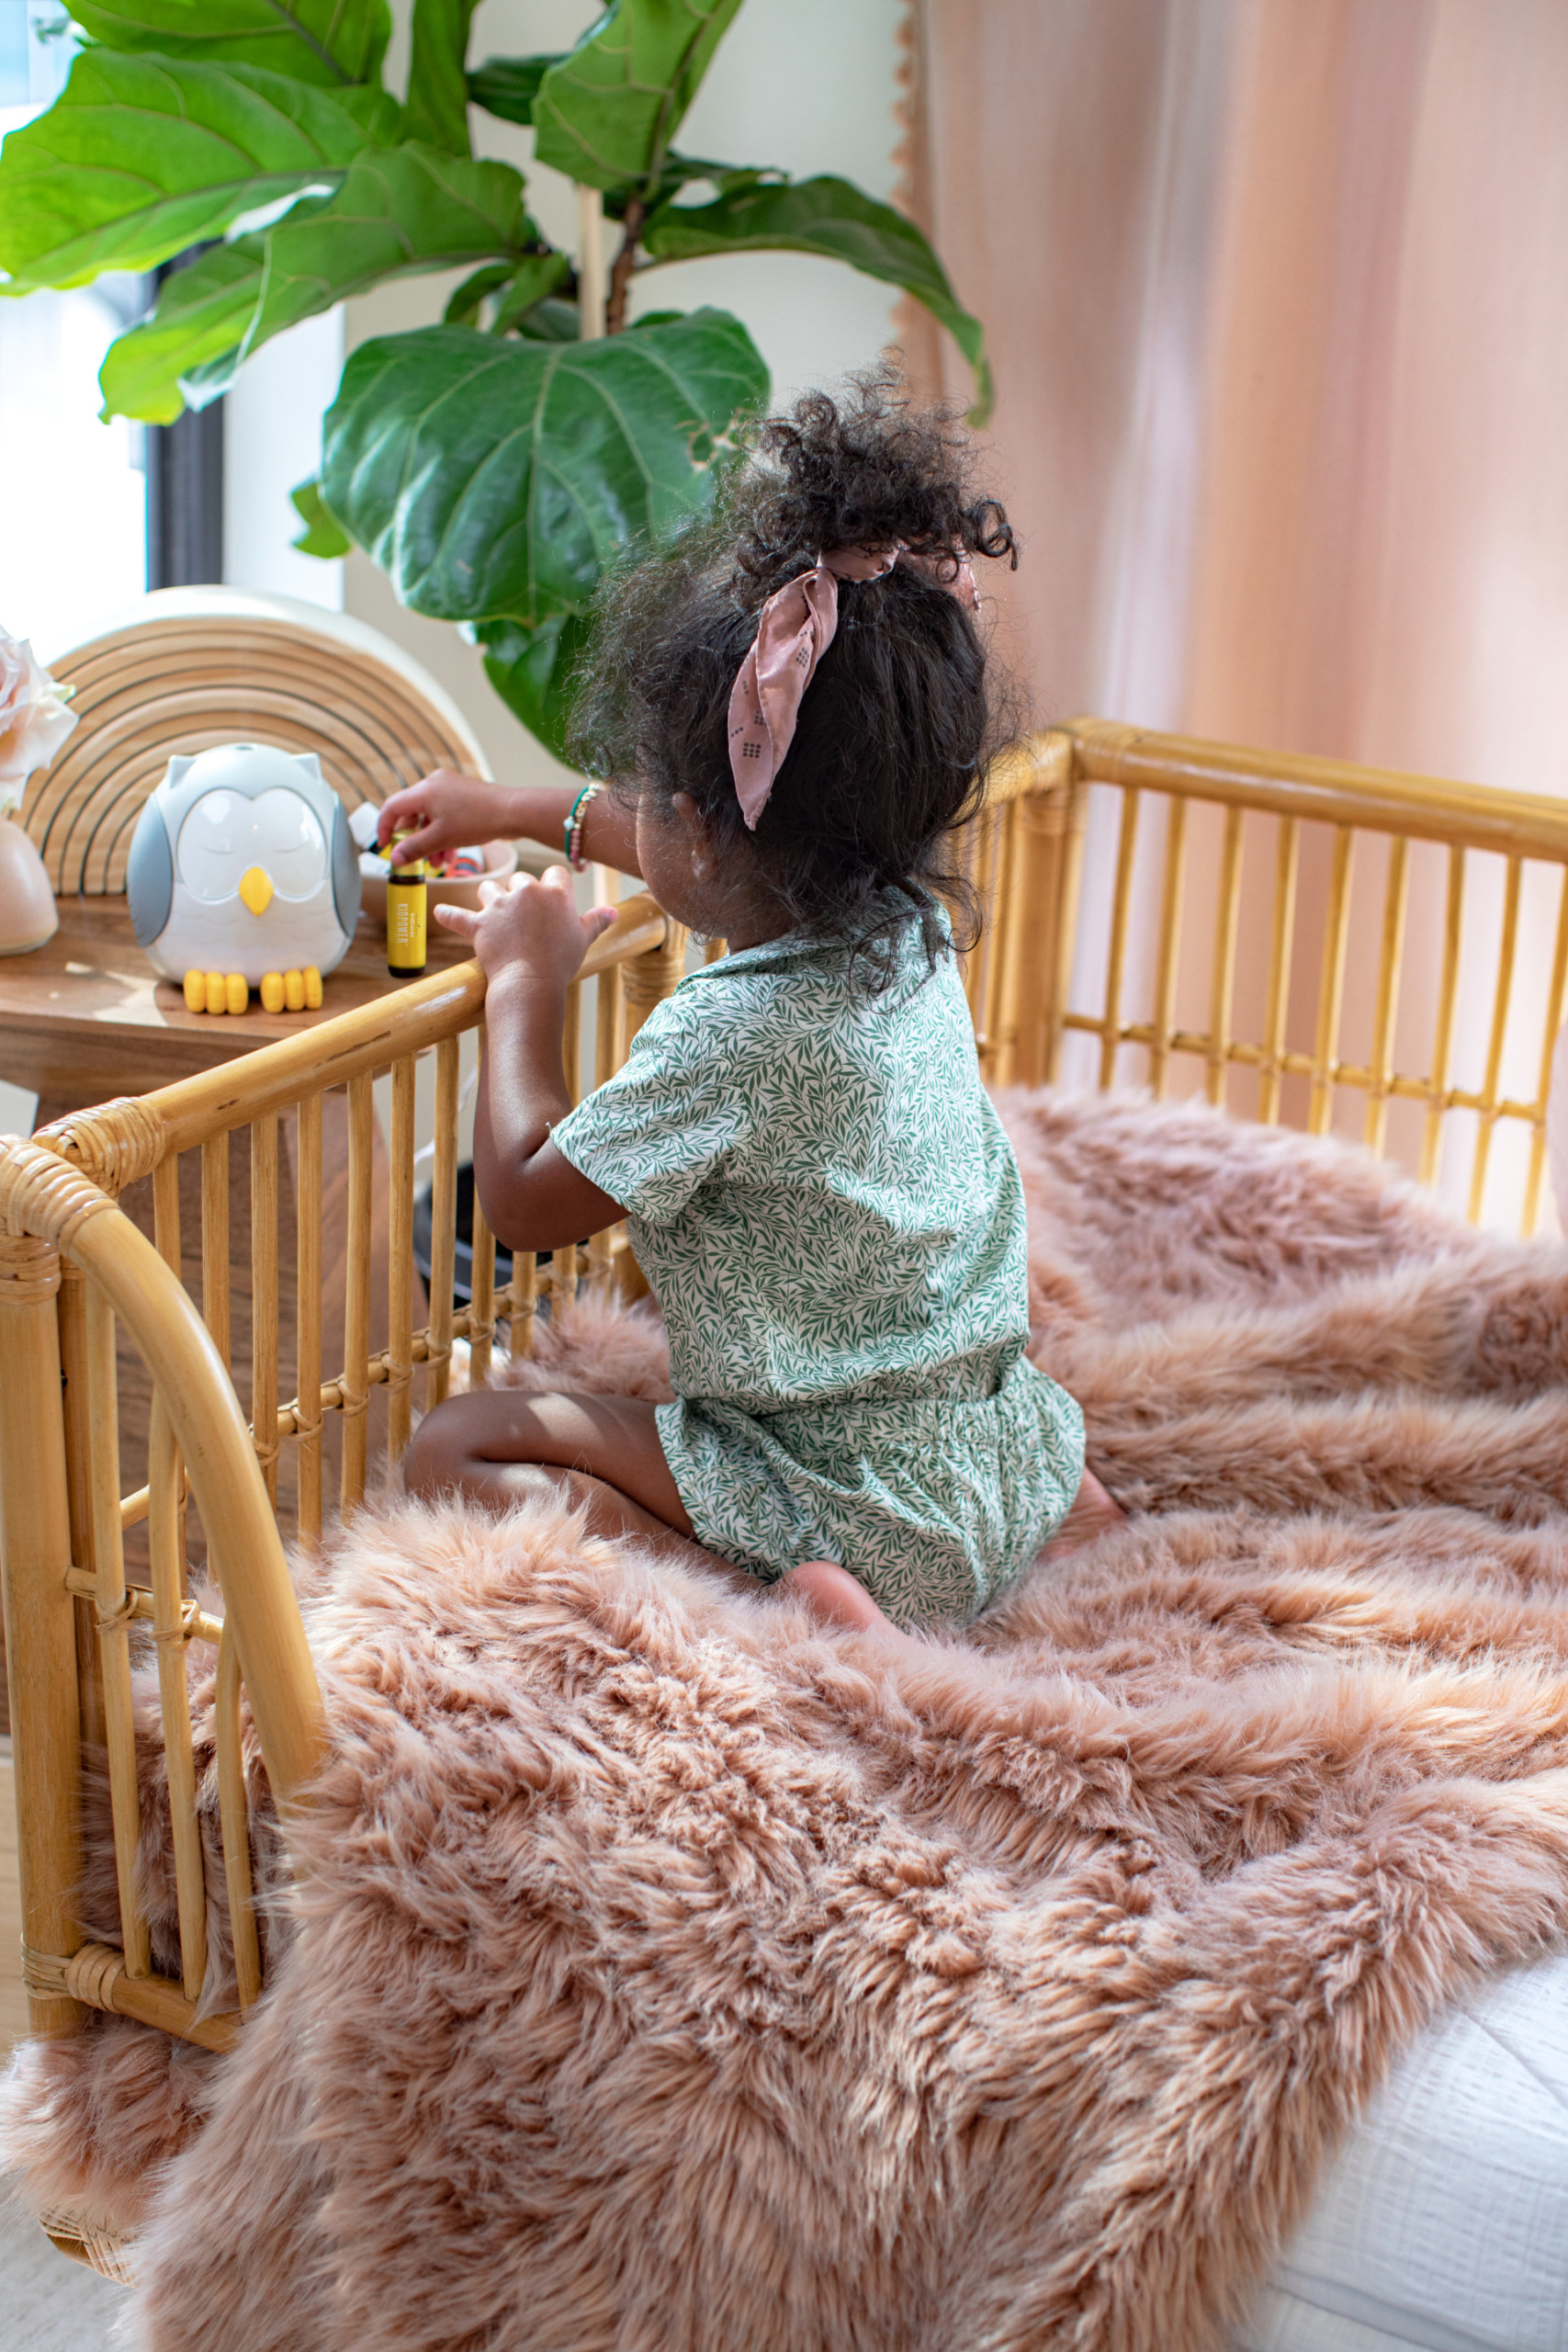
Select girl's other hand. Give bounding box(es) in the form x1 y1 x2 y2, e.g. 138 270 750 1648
434 865 617 986
377 769 511 865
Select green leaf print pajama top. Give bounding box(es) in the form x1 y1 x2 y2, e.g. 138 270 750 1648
551 904 1085 1630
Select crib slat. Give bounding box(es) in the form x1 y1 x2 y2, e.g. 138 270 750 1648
84 1283 151 1981
584 959 624 1305
341 1073 374 1514
295 1094 322 1542
1419 846 1466 1187
200 1134 229 1371
959 803 993 1039
55 1265 106 1760
1308 825 1355 1136
387 1056 416 1465
976 801 1015 1077
1100 788 1140 1090
992 796 1044 1088
250 1116 278 1507
152 1154 180 1274
1524 866 1568 1234
151 1155 190 1566
1149 796 1187 1099
469 1095 495 1390
215 1621 262 2017
510 1239 538 1354
1259 817 1300 1125
1205 806 1245 1107
1363 834 1410 1155
595 958 624 1091
426 1039 459 1408
1468 853 1522 1223
148 1389 206 2004
562 978 583 1109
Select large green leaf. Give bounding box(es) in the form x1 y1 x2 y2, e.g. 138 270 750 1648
443 259 516 326
94 141 525 418
476 613 592 763
98 242 264 420
290 477 352 558
0 51 395 290
69 0 391 87
643 174 994 423
532 0 746 193
321 308 768 626
465 53 563 128
403 0 480 155
489 249 573 332
246 146 526 344
443 249 570 334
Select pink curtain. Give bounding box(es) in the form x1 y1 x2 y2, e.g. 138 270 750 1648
901 0 1568 1224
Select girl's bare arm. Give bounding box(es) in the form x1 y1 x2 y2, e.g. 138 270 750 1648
376 770 641 878
434 871 626 1251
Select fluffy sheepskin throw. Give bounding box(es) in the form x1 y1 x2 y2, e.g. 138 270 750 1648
10 1091 1568 2352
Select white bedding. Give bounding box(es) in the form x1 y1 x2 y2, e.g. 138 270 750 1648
1235 1953 1568 2352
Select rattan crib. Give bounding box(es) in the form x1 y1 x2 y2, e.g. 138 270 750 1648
5 717 1568 2277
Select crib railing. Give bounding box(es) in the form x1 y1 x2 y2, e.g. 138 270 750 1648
0 893 680 2064
2 719 1566 2113
1003 720 1568 1235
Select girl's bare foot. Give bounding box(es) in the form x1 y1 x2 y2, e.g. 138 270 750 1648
776 1559 902 1635
1042 1467 1126 1563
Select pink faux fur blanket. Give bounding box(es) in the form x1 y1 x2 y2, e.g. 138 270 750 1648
10 1090 1568 2352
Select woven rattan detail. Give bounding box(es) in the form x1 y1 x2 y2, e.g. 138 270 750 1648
0 1142 116 1251
0 1227 61 1302
22 614 481 896
39 2209 139 2286
32 1095 169 1195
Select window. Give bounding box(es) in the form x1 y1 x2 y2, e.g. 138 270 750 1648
0 4 218 652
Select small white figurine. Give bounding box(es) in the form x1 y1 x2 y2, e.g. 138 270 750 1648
127 742 361 1013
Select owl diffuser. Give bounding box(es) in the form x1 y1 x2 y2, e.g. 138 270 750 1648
127 743 361 1013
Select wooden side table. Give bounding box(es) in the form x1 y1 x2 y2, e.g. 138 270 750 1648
0 896 473 1105
0 900 464 1730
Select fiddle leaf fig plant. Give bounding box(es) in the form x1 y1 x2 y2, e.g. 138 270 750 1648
0 0 989 762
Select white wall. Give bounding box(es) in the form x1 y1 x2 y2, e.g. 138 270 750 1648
223 307 345 608
221 0 905 786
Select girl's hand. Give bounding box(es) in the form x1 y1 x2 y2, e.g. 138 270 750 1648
434 865 617 986
377 770 514 866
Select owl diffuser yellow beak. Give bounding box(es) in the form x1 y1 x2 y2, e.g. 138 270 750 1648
239 865 274 916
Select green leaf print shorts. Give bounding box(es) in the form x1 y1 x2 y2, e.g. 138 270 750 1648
656 1355 1086 1631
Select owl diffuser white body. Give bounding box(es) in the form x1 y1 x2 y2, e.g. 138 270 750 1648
127 743 361 996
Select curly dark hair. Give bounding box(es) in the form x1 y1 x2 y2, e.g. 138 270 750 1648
568 373 1020 978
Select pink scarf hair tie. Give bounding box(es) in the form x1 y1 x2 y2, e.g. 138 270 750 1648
726 542 981 829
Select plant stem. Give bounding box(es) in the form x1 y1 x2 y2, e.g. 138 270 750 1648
605 198 645 335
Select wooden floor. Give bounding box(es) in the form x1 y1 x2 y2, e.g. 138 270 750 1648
1 1739 28 2053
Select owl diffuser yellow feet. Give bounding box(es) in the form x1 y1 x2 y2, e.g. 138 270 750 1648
180 966 321 1014
183 969 249 1014
259 967 322 1012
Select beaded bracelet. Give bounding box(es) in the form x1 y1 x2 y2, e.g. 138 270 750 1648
563 781 603 871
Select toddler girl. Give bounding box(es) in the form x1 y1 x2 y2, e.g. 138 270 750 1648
392 383 1118 1635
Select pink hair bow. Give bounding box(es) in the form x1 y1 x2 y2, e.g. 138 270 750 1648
726 542 980 828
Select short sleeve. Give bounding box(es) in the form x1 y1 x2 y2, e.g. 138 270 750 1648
550 986 750 1225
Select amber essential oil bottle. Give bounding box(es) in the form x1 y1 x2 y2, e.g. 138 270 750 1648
386 834 428 977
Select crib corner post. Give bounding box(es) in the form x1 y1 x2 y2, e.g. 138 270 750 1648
1006 773 1087 1090
622 914 688 1046
0 1229 85 2038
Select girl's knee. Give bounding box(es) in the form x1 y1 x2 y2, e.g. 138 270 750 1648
403 1396 473 1497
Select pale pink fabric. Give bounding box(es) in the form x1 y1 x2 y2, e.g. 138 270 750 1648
726 543 979 826
901 0 1568 1230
